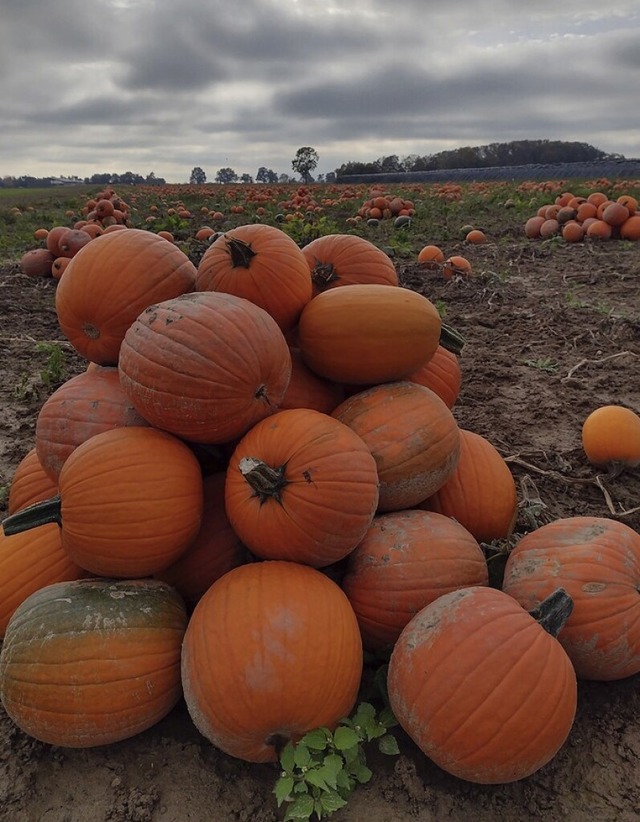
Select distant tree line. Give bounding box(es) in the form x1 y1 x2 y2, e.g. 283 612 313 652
335 140 624 179
1 171 167 188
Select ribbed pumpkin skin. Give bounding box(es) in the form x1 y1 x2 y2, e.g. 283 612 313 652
58 427 203 577
155 473 247 607
0 525 86 637
298 285 441 385
279 348 345 414
301 234 398 296
35 367 148 481
388 587 577 784
341 510 488 652
8 449 57 514
421 429 518 543
118 292 292 445
195 224 312 331
0 578 187 747
407 345 462 409
55 229 196 364
224 409 379 567
181 561 363 763
502 517 640 680
332 382 460 512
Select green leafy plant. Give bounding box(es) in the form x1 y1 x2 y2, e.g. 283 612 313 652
523 356 558 373
274 702 399 821
36 342 67 389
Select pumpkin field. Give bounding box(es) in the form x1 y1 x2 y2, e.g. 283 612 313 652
0 177 639 822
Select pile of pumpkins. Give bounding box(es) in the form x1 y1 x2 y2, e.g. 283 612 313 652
2 224 640 787
524 188 640 242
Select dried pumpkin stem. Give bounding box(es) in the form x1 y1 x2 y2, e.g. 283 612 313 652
439 322 465 355
2 495 62 536
311 262 339 288
227 237 257 268
529 588 574 638
238 457 288 504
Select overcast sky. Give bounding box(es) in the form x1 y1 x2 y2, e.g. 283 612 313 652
2 1 638 182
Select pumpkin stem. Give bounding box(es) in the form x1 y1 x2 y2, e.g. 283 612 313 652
529 588 574 638
311 261 339 289
238 457 288 504
2 495 63 536
266 732 290 757
226 237 257 268
439 322 465 355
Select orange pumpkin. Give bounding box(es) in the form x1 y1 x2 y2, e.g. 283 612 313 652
298 284 441 385
20 249 54 278
341 509 488 652
55 228 197 364
301 233 398 296
332 382 460 512
502 516 640 680
3 427 203 578
8 449 58 514
224 408 379 567
420 429 518 543
581 405 640 468
0 578 187 747
388 586 577 783
278 348 345 414
442 255 472 279
35 367 148 481
181 561 363 762
196 223 312 331
417 244 445 268
406 344 462 409
118 292 292 445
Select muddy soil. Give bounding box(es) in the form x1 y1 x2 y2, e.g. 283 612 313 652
0 237 639 822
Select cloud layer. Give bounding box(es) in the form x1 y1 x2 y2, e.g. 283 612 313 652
2 0 638 181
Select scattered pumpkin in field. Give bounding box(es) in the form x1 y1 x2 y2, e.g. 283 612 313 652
581 405 640 469
20 248 54 278
465 229 486 244
417 244 445 268
388 586 577 784
442 255 472 279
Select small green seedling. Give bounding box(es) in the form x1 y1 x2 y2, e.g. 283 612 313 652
274 702 399 821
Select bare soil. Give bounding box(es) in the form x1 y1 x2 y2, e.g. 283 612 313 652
1 237 639 822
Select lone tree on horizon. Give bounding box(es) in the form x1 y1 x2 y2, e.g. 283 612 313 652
292 147 319 183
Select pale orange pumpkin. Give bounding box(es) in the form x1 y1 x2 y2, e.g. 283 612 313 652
581 405 640 468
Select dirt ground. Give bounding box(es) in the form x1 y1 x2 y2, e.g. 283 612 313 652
0 235 639 822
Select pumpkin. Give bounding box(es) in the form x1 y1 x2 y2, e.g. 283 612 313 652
406 344 462 409
0 524 86 638
301 233 398 296
118 292 291 445
20 248 54 278
581 405 640 468
35 367 148 481
0 578 187 747
388 586 577 783
224 408 379 567
155 473 248 607
181 561 363 762
620 215 640 241
417 244 445 268
2 427 203 578
298 284 441 385
195 223 312 331
8 449 57 515
465 229 486 244
279 348 345 414
502 516 640 680
442 256 472 279
341 509 488 653
420 429 518 543
55 228 197 364
332 382 460 512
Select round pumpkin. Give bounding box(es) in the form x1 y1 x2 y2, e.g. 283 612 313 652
341 509 488 653
581 405 640 468
8 449 58 515
388 586 577 783
35 367 148 481
406 344 462 409
502 516 640 680
279 348 345 414
55 228 197 364
332 381 460 512
298 284 442 385
420 429 518 543
301 233 398 296
224 408 379 567
3 427 203 578
118 291 291 445
181 561 363 762
195 223 312 331
0 578 187 747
